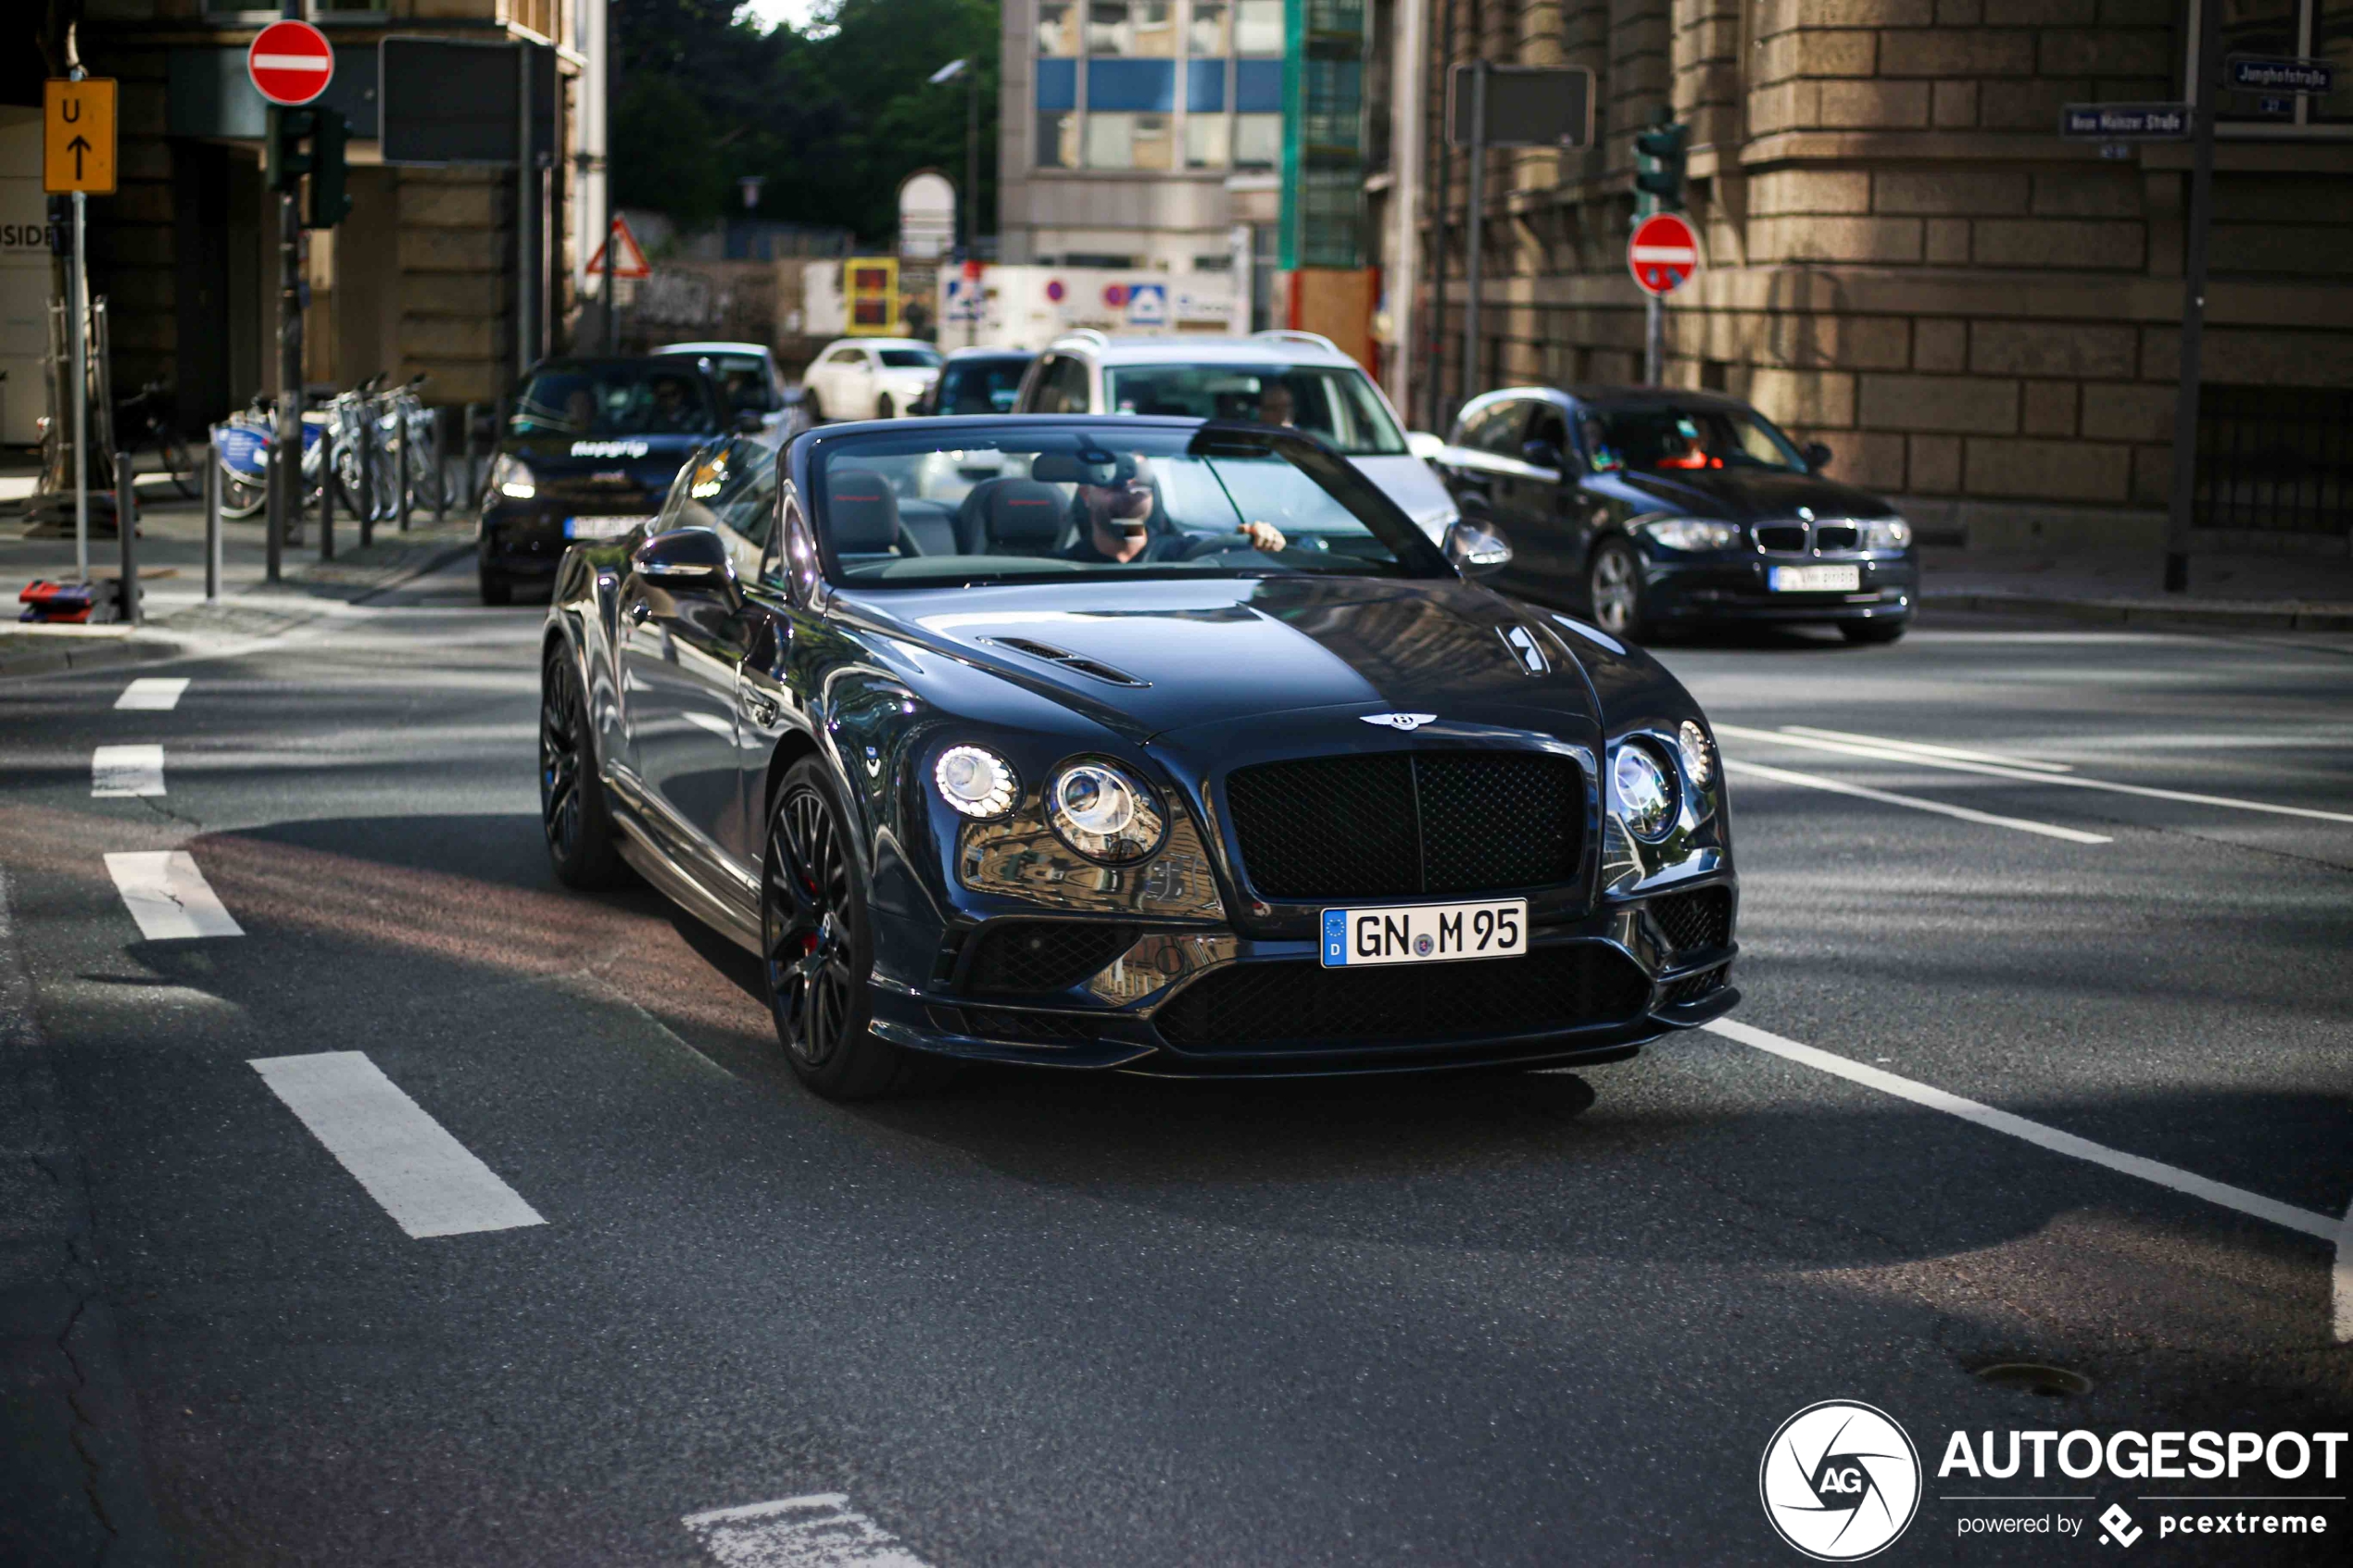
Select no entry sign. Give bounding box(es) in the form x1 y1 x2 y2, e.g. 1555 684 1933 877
1628 212 1700 296
247 20 335 107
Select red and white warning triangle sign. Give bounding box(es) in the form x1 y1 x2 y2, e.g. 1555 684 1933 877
587 216 651 282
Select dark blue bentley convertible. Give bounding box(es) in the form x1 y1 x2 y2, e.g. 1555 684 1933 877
539 416 1738 1098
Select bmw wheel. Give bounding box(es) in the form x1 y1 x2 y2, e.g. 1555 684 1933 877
540 647 627 887
762 759 948 1099
1586 536 1649 641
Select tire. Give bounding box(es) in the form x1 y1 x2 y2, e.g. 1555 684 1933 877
803 389 824 423
480 568 513 606
1585 535 1649 641
157 433 197 499
1840 619 1907 646
220 469 268 520
540 646 629 888
762 759 950 1100
875 395 895 420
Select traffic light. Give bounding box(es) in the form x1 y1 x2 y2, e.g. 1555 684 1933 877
308 108 351 229
269 107 315 195
1633 107 1689 215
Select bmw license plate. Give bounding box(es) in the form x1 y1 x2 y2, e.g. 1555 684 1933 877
564 515 652 540
1768 563 1861 593
1320 899 1527 968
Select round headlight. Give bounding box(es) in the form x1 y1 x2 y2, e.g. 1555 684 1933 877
1612 744 1679 842
1047 759 1166 863
1677 720 1715 788
1860 517 1913 551
935 745 1016 819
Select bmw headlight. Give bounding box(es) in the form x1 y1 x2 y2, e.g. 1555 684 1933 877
490 453 536 499
1047 759 1166 863
1860 517 1913 551
1677 720 1716 788
1639 517 1742 553
935 745 1016 819
1611 742 1680 842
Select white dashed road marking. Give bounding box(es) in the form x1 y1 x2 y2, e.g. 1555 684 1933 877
92 744 166 797
104 850 245 939
248 1051 545 1239
683 1494 934 1568
1778 724 2074 773
115 677 189 710
1723 759 2112 844
1707 1018 2344 1339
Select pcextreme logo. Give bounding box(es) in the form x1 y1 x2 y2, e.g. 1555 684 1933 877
1759 1400 1923 1562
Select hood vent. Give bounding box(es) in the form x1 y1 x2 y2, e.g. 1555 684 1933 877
1498 623 1550 676
981 636 1151 688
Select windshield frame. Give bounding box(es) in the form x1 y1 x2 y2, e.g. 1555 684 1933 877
797 417 1453 593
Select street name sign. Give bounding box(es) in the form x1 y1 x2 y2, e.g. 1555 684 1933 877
1447 64 1594 148
2226 56 2334 94
2058 103 2190 140
247 20 334 107
1627 212 1699 297
43 78 116 194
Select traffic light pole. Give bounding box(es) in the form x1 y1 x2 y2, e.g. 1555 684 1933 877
270 115 300 586
2164 0 2221 596
1459 60 1487 408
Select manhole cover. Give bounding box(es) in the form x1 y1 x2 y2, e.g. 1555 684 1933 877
1976 1362 2094 1398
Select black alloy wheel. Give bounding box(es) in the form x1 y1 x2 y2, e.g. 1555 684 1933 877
540 648 627 887
1586 535 1649 640
157 432 197 499
761 759 950 1099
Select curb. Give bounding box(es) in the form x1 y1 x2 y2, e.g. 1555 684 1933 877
1923 591 2353 633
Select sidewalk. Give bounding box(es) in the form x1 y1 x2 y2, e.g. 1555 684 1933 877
3 475 476 678
1920 547 2353 633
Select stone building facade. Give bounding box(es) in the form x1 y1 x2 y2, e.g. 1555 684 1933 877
1377 0 2353 551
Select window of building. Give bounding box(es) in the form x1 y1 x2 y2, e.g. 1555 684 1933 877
1187 114 1230 168
2206 0 2353 128
1234 113 1280 169
1234 0 1283 53
1038 1 1079 54
1085 112 1176 169
1190 1 1228 54
1034 0 1290 175
1088 1 1177 56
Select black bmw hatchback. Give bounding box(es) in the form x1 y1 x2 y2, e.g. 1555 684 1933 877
477 355 747 604
1434 387 1918 644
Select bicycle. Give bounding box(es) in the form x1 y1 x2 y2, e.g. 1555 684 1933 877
115 379 197 499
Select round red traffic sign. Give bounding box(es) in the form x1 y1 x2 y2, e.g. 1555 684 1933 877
247 21 335 107
1628 212 1700 296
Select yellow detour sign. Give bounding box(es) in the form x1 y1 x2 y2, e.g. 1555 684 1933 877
44 79 118 194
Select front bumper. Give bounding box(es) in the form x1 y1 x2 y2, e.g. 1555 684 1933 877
1645 549 1919 626
862 880 1738 1078
481 500 649 579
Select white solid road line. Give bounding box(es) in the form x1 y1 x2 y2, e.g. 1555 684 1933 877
91 744 166 797
1778 724 2074 773
683 1494 935 1568
248 1052 546 1239
1718 723 2353 826
115 677 189 710
2337 1195 2353 1345
1723 759 2112 844
1707 1015 2338 1245
103 850 245 940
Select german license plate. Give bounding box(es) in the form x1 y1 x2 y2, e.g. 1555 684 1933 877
564 515 651 540
1320 898 1527 968
1768 563 1861 593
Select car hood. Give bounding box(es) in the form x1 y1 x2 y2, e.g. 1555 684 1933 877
1352 453 1460 538
1600 466 1897 523
842 576 1604 748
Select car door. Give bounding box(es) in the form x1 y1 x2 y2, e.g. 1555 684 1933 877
1510 400 1585 594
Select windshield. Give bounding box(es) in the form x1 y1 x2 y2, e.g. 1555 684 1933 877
1103 364 1408 456
809 425 1450 588
1582 404 1808 475
707 355 779 413
878 347 943 370
937 358 1033 414
510 362 721 437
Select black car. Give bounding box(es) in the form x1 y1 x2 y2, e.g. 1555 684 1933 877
538 415 1738 1098
478 355 753 604
1434 387 1918 644
915 348 1039 415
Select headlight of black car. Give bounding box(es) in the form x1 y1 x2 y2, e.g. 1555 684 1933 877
1860 517 1913 550
1637 517 1742 552
1046 759 1166 863
490 453 536 499
934 745 1018 819
1676 719 1716 789
1609 740 1680 842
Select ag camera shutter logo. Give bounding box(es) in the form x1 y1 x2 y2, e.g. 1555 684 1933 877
1759 1400 1921 1561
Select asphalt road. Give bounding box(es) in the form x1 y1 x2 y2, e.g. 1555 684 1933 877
2 565 2347 1566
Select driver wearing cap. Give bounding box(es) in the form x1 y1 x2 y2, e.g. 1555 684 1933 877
1061 455 1287 564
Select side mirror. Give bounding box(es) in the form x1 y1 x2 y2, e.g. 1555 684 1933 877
1406 430 1446 462
632 527 737 600
1520 438 1564 473
1804 441 1833 472
1444 519 1513 576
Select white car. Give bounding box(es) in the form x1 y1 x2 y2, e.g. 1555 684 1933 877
1010 329 1459 538
801 337 943 422
652 340 803 443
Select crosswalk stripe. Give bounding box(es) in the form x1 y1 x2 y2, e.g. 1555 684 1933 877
683 1494 935 1568
103 850 244 939
116 677 189 710
92 744 166 797
248 1052 546 1239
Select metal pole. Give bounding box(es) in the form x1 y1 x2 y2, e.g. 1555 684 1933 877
71 187 88 583
2165 0 2221 596
359 402 374 541
396 406 410 532
114 449 138 626
463 401 481 508
1460 60 1487 409
269 111 300 585
204 444 221 602
433 407 447 524
1424 0 1454 433
1645 295 1663 386
320 416 336 558
518 44 535 381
